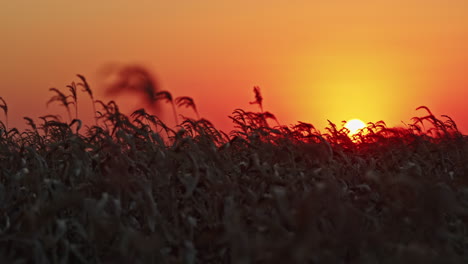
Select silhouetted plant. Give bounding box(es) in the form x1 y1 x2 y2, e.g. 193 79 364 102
176 96 200 120
47 88 73 122
156 90 178 125
76 74 98 126
0 97 8 129
250 86 263 112
66 81 79 120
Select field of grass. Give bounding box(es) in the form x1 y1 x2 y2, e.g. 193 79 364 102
1 75 468 263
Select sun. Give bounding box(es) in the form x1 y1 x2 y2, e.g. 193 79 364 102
344 119 366 135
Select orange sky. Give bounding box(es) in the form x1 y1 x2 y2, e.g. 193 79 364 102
1 0 468 133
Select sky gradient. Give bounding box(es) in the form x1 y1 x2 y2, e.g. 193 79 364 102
1 0 468 132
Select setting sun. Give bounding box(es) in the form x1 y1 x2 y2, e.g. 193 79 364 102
344 119 366 135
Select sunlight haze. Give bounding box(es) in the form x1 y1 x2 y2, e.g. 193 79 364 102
1 0 467 132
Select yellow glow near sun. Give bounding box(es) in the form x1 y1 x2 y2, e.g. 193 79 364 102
345 119 366 135
296 50 407 131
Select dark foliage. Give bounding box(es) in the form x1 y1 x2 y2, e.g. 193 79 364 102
1 77 468 263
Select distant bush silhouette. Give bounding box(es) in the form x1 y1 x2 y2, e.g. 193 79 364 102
103 65 160 111
101 64 201 125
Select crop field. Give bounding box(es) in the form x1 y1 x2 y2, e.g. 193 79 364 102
1 76 468 263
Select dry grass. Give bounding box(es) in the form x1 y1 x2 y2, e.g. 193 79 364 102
1 76 468 263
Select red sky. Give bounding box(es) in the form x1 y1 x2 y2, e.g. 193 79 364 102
1 0 468 133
